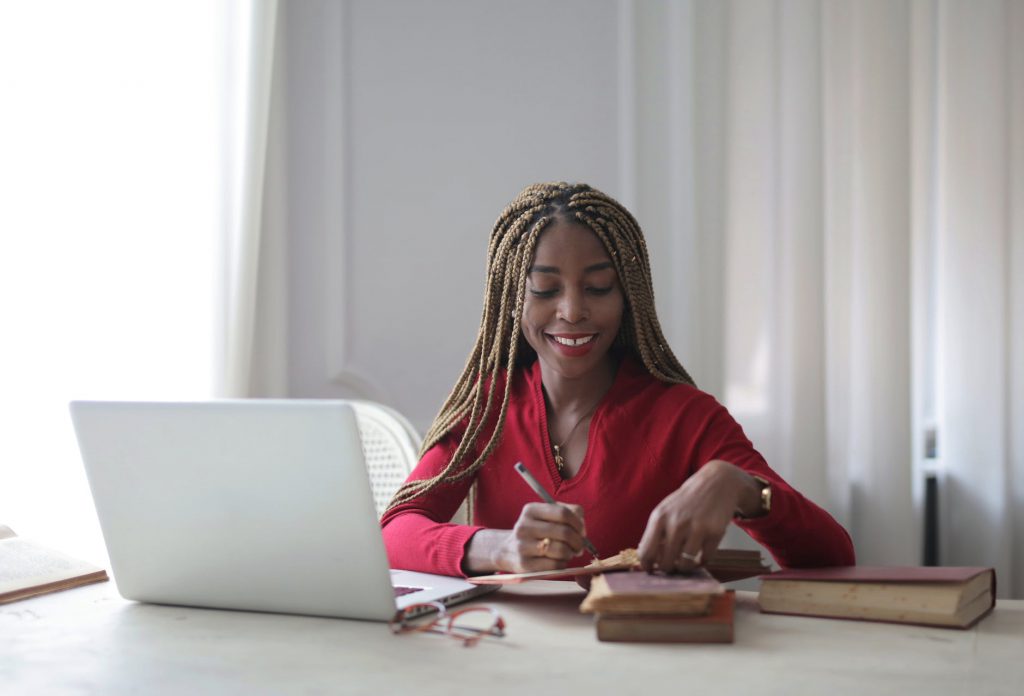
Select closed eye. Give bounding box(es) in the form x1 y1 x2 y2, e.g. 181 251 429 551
529 286 614 298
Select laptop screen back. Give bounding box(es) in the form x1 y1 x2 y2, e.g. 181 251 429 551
70 400 400 620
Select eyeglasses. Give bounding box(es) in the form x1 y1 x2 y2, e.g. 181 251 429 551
388 602 506 647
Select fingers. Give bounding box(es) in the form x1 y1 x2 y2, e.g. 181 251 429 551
675 540 703 571
524 502 586 535
675 526 723 572
700 532 724 571
562 503 586 530
639 465 748 573
510 534 574 573
507 503 588 573
520 503 586 550
672 525 723 573
516 519 584 557
637 511 664 572
517 556 568 572
639 502 694 572
639 507 724 574
524 535 575 561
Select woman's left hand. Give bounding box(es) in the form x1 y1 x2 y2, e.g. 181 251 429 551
637 459 761 573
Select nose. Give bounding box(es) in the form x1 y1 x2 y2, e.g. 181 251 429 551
556 286 589 324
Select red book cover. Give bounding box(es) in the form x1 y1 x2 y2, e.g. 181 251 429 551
602 570 722 595
595 591 735 643
759 566 997 629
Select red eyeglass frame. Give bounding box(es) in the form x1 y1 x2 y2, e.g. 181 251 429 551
389 602 506 647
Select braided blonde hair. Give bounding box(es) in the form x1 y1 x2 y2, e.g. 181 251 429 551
385 182 695 512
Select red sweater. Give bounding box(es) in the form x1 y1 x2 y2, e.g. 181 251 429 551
381 355 855 577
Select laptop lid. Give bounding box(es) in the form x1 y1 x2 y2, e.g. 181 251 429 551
69 400 491 621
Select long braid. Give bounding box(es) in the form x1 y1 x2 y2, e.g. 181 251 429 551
385 182 694 514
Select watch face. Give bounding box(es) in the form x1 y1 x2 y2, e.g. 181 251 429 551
735 476 771 519
753 476 771 515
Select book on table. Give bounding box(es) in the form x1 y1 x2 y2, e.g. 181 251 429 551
579 568 732 643
758 565 996 629
0 526 109 604
579 567 723 614
594 591 735 643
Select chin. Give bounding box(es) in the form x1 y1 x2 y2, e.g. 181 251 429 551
540 349 613 380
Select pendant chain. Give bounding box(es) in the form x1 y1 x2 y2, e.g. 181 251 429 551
551 405 598 474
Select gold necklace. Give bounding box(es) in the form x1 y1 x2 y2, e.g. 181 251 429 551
551 407 597 474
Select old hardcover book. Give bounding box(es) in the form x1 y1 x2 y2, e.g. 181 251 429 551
0 526 108 604
758 565 996 629
705 548 771 582
580 568 723 615
595 590 735 643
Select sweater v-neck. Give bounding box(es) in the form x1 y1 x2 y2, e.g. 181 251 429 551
527 355 636 493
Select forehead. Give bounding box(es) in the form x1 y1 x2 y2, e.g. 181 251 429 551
530 220 613 268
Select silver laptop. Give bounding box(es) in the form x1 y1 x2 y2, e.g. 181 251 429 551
69 400 495 620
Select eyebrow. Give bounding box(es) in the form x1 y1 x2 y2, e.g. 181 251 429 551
529 261 615 275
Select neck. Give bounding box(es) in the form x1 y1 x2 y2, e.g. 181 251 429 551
538 355 619 416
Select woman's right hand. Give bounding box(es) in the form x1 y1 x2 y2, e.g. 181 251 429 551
463 502 587 574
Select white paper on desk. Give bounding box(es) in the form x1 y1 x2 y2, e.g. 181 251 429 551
468 562 633 585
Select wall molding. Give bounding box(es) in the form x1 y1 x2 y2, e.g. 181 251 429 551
322 0 385 402
617 0 637 211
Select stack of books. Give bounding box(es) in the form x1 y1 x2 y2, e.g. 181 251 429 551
758 565 996 629
580 569 734 643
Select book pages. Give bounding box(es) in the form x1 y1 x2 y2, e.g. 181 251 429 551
0 534 108 601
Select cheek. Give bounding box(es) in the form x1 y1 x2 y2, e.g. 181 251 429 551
519 299 544 344
602 294 626 334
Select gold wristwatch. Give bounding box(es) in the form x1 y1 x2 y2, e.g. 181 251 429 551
735 475 771 519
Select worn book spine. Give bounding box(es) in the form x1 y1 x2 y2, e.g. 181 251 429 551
0 570 109 604
595 591 735 643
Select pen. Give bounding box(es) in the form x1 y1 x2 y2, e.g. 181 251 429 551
513 461 600 561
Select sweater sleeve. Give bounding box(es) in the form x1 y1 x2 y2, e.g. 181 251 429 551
693 402 856 568
379 436 485 577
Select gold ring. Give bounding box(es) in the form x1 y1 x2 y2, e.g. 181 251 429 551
537 537 551 555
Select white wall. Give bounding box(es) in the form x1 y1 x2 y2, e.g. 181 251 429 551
266 0 765 567
276 0 639 430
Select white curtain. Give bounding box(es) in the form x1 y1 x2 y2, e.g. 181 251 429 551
0 1 245 561
219 0 287 398
648 0 1022 596
930 0 1023 598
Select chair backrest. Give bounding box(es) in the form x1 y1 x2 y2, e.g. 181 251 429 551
350 400 422 519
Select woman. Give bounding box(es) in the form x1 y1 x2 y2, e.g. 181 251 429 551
382 182 854 576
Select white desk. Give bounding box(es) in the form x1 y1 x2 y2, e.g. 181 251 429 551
2 581 1022 695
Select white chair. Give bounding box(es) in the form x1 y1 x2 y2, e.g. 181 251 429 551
352 400 470 524
350 400 422 519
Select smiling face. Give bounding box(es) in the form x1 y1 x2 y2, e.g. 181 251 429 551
520 219 625 381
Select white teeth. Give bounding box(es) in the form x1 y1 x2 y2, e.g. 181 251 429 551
552 335 596 347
